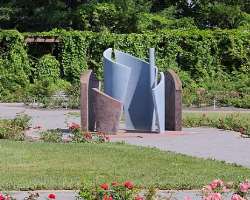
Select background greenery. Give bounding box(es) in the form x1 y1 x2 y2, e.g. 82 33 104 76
0 0 249 108
0 29 249 107
1 0 250 32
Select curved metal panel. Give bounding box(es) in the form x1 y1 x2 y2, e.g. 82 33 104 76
80 70 99 132
103 48 131 103
92 88 123 134
152 72 165 133
104 48 168 132
80 70 92 131
110 49 155 131
165 69 182 131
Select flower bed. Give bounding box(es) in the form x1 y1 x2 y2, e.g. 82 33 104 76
69 123 110 143
77 179 250 200
0 114 31 141
0 180 249 199
183 113 250 137
40 122 110 143
0 193 56 200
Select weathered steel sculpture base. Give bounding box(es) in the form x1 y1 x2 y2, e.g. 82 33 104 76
80 70 99 131
92 88 122 134
165 69 182 131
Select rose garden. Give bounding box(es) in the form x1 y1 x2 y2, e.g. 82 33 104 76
0 1 250 199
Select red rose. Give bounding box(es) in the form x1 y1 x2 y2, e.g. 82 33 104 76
135 196 144 200
103 194 113 200
0 193 5 200
48 193 56 199
68 122 80 130
84 132 92 140
100 183 109 190
111 182 119 187
124 181 134 189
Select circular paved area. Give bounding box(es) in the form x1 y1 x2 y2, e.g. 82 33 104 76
111 128 250 168
0 103 250 168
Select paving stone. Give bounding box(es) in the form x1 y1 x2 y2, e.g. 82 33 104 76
6 190 249 200
111 128 250 168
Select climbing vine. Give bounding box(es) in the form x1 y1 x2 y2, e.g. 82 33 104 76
0 30 30 101
0 29 249 107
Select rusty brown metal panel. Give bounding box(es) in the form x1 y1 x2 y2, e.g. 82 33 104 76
80 70 92 131
165 69 182 131
92 88 122 134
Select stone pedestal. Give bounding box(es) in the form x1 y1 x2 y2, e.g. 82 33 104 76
92 88 122 134
80 70 99 131
165 69 182 131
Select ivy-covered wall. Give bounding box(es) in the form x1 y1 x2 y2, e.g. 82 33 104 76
0 30 30 98
0 29 249 107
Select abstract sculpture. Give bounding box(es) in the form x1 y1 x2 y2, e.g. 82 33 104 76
80 48 182 134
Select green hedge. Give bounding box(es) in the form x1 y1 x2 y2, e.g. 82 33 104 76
0 30 30 99
0 29 249 107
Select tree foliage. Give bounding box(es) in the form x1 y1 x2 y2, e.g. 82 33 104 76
0 0 249 31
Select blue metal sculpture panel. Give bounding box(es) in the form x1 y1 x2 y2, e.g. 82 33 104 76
103 49 131 103
104 48 155 131
103 48 167 133
152 72 165 132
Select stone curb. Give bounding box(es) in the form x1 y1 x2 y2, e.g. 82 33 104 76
3 190 249 200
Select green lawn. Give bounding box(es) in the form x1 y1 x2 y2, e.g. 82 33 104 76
183 112 250 135
183 111 250 120
0 140 249 190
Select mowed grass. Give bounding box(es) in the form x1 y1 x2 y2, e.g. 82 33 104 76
183 112 250 135
183 111 250 121
0 140 250 190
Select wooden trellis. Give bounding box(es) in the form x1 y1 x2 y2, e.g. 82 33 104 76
25 37 60 44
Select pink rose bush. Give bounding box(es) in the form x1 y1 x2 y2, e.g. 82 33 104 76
236 180 250 200
202 179 225 200
134 196 144 200
203 193 222 200
202 179 250 200
77 179 249 200
210 179 224 190
240 182 250 193
231 194 245 200
0 193 13 200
